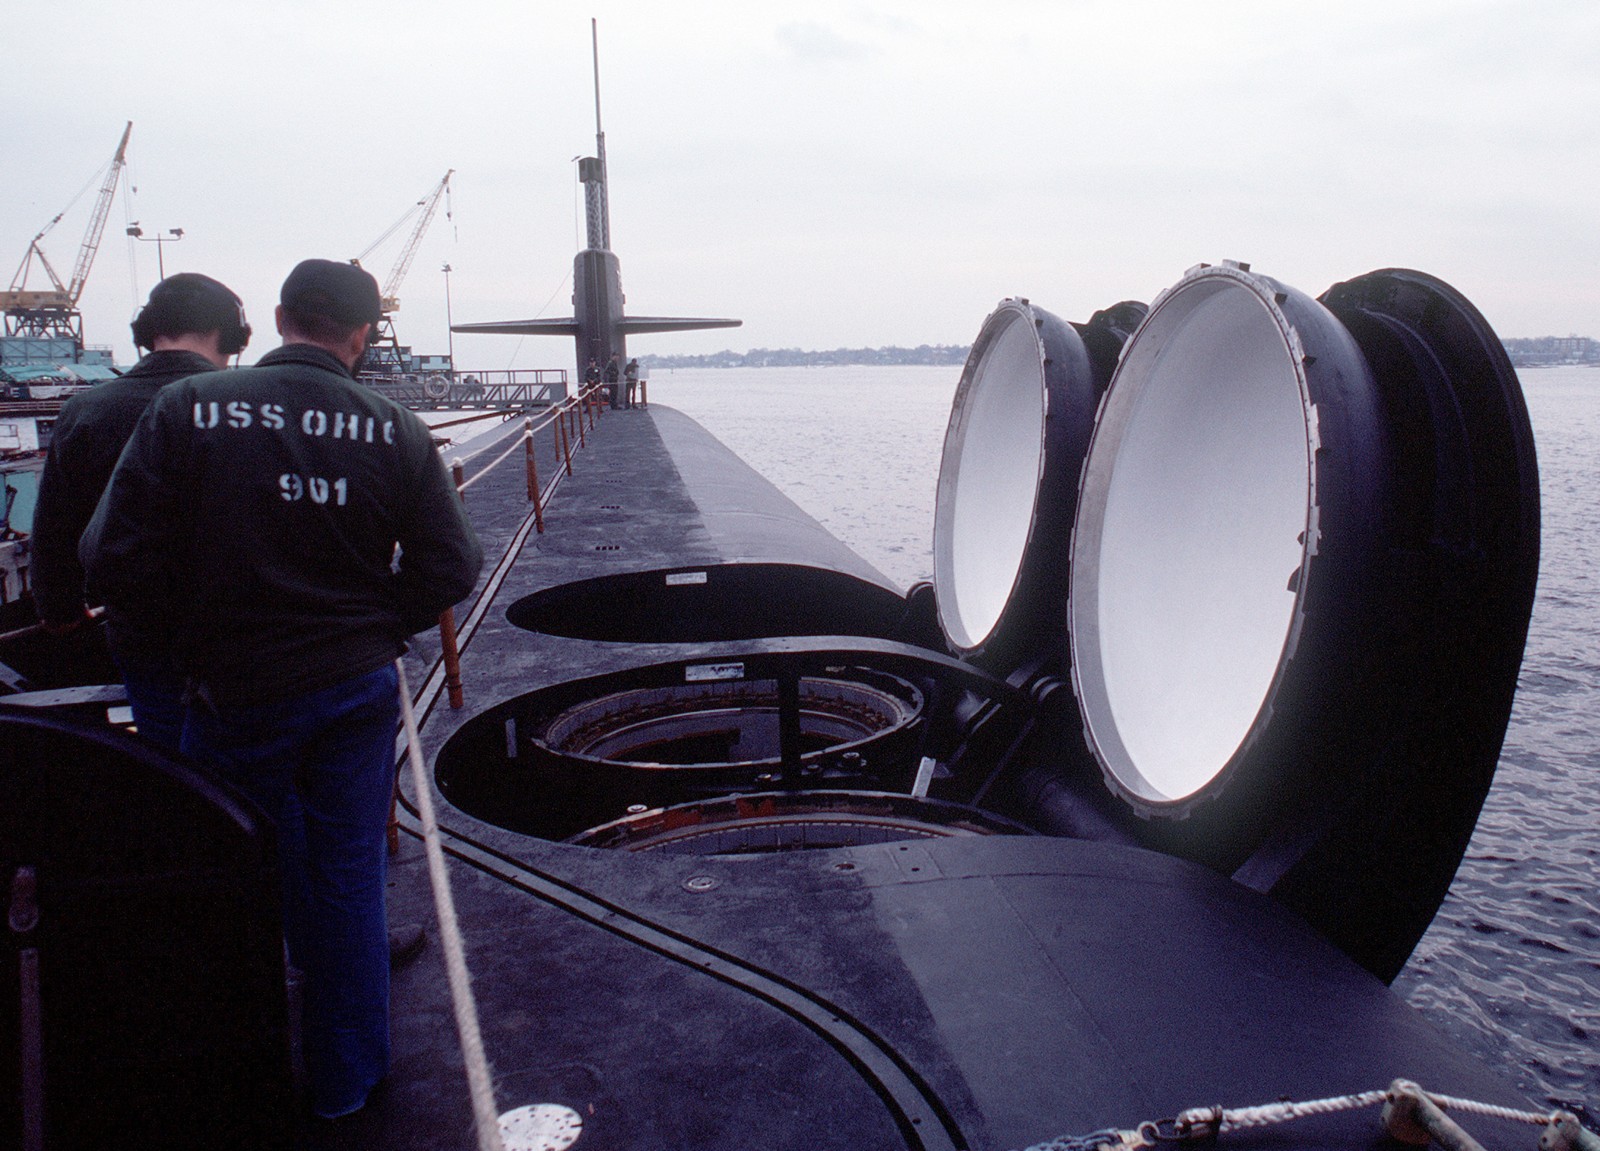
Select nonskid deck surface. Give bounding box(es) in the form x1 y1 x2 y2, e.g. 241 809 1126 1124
335 406 1534 1151
364 821 1530 1151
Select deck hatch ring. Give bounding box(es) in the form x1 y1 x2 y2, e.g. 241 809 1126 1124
568 791 1034 854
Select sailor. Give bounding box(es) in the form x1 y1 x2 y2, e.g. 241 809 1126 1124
624 356 640 408
31 272 251 752
604 351 621 408
81 258 484 1120
584 356 601 399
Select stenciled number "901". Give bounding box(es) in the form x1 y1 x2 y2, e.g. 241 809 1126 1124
279 474 350 506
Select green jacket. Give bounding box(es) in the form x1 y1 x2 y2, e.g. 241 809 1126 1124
82 344 484 705
31 349 218 641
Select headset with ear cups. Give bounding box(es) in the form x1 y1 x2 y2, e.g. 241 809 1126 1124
130 273 252 356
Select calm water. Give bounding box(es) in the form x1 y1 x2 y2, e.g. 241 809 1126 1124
651 363 1600 1115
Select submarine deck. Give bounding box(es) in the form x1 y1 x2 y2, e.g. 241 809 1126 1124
347 403 1534 1151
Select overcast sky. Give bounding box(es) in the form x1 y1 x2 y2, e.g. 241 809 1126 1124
4 0 1596 370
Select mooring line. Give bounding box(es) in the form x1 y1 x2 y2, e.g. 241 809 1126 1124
396 659 506 1151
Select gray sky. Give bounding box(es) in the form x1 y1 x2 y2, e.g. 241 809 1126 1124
4 0 1596 369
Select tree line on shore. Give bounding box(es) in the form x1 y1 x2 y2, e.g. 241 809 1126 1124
637 344 969 370
637 336 1597 371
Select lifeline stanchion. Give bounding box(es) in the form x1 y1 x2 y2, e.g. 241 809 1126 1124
395 659 506 1151
445 455 469 708
574 399 586 448
439 607 465 709
523 421 545 532
558 407 574 476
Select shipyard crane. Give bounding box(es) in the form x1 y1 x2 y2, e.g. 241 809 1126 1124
353 169 453 374
1 121 133 356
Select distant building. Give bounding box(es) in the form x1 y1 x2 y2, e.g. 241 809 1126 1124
1501 335 1599 367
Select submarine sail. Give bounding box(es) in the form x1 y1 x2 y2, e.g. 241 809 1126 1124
450 19 740 379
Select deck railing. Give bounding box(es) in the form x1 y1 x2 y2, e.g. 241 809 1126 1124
429 381 610 709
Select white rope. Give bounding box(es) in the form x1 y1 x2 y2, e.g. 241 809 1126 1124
451 393 587 479
1191 1087 1554 1134
456 432 533 495
395 659 506 1151
1203 1088 1555 1133
1023 1083 1574 1151
1426 1094 1556 1127
1195 1090 1390 1131
452 420 531 468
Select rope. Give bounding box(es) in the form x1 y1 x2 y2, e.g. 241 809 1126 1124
457 432 532 494
452 396 575 471
1020 1081 1579 1151
395 659 506 1151
1193 1089 1390 1131
1426 1094 1557 1127
428 410 514 433
453 420 533 468
1194 1088 1555 1133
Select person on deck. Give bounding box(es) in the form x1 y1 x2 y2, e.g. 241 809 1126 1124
624 357 640 408
584 357 601 401
604 352 622 409
31 272 251 752
81 258 484 1120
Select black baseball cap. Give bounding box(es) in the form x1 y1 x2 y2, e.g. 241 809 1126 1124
280 259 382 328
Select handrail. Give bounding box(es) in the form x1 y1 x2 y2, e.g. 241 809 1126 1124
427 381 610 710
428 410 515 434
455 434 530 495
451 420 526 468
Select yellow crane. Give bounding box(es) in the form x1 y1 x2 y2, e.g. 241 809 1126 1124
352 169 453 373
2 122 133 355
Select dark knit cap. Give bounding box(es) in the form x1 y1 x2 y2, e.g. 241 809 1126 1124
279 259 382 328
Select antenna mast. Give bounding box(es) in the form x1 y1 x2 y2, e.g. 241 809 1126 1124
590 18 611 251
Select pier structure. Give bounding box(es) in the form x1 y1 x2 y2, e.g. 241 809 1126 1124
357 367 569 413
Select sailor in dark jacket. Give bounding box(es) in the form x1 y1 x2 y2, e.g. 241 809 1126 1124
31 272 250 750
604 351 621 408
82 259 484 1120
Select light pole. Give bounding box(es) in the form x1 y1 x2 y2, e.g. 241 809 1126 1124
126 223 184 280
442 262 455 371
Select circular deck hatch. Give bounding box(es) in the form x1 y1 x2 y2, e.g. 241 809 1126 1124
567 790 1033 854
536 672 922 768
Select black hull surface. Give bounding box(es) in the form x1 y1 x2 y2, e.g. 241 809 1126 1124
1 401 1542 1150
379 403 1531 1149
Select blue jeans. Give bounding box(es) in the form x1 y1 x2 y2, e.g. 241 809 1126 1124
114 653 186 756
181 663 400 1118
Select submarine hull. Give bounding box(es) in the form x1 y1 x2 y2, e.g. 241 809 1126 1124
1 307 1543 1148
